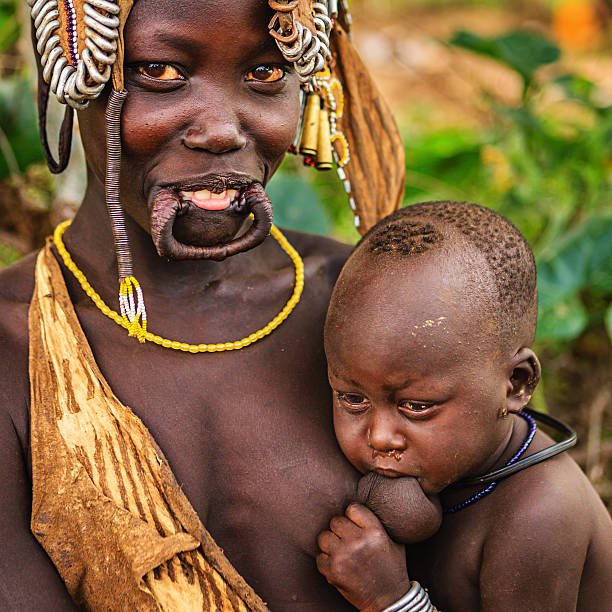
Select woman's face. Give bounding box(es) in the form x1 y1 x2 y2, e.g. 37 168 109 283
78 0 300 249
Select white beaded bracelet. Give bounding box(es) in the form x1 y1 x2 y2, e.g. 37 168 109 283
380 581 438 612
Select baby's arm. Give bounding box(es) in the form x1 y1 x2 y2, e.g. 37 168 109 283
317 503 412 612
479 505 582 610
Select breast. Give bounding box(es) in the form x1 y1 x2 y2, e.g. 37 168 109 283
89 324 356 599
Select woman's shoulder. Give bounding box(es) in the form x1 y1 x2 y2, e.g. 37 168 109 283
0 249 38 306
0 251 38 452
278 228 353 287
0 251 39 344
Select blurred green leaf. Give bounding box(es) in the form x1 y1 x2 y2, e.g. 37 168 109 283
538 215 612 293
450 30 561 84
536 215 612 341
267 174 331 235
554 74 597 107
403 129 481 201
0 4 19 53
0 242 20 268
0 74 45 178
536 293 588 341
605 304 612 343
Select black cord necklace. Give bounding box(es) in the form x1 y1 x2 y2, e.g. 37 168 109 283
444 408 577 514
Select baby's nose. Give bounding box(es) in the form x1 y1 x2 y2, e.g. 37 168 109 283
367 413 407 452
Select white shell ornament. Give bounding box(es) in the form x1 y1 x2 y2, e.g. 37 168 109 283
29 0 120 109
268 0 332 83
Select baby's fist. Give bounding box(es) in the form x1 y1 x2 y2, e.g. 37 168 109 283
316 503 410 612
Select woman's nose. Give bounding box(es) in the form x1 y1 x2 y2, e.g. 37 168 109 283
367 412 407 452
183 105 247 154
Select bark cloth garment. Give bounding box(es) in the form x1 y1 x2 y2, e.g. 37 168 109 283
28 242 269 612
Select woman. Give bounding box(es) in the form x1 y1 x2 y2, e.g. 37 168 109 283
0 0 405 609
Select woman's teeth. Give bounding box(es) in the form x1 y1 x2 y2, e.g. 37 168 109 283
179 189 238 211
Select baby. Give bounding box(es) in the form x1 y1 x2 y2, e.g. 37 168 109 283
317 202 612 612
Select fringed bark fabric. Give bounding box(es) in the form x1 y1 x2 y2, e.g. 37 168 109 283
329 23 405 233
28 243 268 612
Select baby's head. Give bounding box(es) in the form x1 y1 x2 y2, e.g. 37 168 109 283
325 201 540 495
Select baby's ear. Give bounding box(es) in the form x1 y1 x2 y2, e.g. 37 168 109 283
506 348 541 414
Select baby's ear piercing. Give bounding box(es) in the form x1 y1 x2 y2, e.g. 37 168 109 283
498 406 509 418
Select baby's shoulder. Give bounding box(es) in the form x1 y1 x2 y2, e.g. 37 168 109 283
478 439 612 609
485 445 610 561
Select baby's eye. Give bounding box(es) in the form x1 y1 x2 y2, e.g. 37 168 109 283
137 63 183 80
336 391 365 404
398 400 434 413
246 65 286 83
336 392 369 412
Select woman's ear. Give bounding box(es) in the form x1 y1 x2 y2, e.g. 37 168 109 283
506 348 541 414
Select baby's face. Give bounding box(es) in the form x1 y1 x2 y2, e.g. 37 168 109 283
325 252 513 495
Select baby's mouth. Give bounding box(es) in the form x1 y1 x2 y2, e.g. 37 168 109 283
179 188 239 212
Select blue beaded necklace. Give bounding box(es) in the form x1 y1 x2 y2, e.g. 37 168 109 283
444 412 537 514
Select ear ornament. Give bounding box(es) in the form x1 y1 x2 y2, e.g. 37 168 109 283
29 0 119 109
268 0 332 82
276 0 404 234
31 0 146 340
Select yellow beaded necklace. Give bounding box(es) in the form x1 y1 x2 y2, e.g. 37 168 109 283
53 220 304 353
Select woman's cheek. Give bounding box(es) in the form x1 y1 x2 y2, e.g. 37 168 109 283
121 98 186 157
252 94 300 165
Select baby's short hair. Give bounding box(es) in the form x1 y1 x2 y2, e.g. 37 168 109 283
357 201 538 348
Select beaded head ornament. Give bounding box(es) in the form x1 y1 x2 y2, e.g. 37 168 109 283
29 0 405 343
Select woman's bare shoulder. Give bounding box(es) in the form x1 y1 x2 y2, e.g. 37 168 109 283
0 252 38 442
0 251 38 307
279 229 353 287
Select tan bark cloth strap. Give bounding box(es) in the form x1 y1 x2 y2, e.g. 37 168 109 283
28 242 268 612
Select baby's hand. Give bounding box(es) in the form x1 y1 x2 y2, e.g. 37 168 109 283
316 503 411 612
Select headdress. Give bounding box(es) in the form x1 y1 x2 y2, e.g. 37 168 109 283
29 0 405 343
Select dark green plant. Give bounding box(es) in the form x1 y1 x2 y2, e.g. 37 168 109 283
0 74 45 178
0 0 19 55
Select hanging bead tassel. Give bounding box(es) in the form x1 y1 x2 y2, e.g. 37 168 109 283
299 92 321 159
315 105 333 170
119 276 148 342
106 88 148 343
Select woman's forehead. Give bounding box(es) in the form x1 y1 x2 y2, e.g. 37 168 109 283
125 0 278 58
128 0 272 27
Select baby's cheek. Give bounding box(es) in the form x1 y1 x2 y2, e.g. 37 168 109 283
334 413 370 473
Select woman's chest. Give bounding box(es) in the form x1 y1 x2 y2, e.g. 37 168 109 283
85 325 358 554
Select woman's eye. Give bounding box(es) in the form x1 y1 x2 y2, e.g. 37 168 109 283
246 65 285 83
137 63 183 80
398 401 433 412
